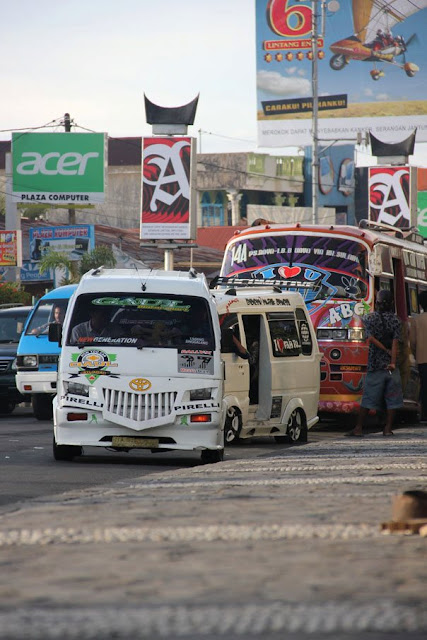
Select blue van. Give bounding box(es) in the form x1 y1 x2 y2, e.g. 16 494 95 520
16 285 77 420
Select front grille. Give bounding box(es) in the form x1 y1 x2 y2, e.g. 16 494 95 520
39 355 59 364
0 358 12 372
103 388 177 422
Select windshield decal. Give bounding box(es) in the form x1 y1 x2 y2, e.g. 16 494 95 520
69 350 118 384
92 297 191 312
178 349 214 375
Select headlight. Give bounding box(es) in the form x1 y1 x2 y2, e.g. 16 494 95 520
22 355 38 368
11 358 17 371
317 328 347 340
64 381 90 397
348 327 366 341
190 388 212 401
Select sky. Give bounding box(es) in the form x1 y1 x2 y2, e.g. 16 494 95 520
0 0 258 154
1 0 427 164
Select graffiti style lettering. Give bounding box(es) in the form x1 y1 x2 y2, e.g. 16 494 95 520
369 168 410 227
144 141 190 212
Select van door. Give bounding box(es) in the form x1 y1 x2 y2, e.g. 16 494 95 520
242 315 272 419
220 313 250 413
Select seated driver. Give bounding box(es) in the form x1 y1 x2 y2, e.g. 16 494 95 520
70 308 110 343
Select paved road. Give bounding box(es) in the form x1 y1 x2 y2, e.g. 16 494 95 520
0 418 426 639
0 406 344 513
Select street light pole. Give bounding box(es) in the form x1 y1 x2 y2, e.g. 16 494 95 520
63 112 76 225
311 0 319 225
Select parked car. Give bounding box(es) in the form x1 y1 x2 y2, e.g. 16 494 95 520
0 304 33 414
16 285 77 420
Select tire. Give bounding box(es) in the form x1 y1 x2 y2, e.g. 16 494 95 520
0 400 16 415
224 407 242 445
53 436 82 461
329 54 347 70
275 409 307 444
201 449 224 464
32 394 53 421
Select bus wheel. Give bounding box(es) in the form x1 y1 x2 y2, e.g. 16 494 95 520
201 449 224 464
32 394 53 421
275 409 307 444
53 436 82 461
224 407 242 445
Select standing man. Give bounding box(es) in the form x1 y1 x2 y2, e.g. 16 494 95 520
346 289 403 437
410 290 427 424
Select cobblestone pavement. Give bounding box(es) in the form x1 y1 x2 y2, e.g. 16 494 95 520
1 426 426 639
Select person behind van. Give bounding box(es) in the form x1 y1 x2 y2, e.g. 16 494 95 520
70 307 110 343
410 290 427 423
346 289 403 437
31 304 66 337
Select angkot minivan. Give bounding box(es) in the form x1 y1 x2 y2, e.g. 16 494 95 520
49 268 225 463
213 286 321 444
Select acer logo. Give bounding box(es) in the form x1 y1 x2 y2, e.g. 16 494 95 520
16 151 100 176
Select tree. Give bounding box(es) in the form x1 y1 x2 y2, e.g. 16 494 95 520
78 245 116 276
37 250 76 285
37 245 116 285
0 281 31 306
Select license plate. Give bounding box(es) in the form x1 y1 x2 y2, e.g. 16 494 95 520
112 436 159 449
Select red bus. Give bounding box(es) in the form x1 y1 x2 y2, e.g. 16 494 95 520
218 220 427 420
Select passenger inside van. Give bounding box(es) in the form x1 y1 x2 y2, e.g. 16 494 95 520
243 316 261 404
219 314 249 359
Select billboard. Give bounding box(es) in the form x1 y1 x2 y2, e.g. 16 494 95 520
417 192 427 237
140 137 197 240
29 225 95 262
12 132 106 204
368 165 417 228
256 0 427 147
0 230 22 267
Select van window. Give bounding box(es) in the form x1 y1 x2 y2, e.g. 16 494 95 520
296 307 313 356
25 299 68 336
0 310 30 343
67 293 215 350
267 312 301 357
219 313 239 353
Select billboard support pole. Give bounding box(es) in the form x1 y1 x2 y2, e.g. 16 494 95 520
4 153 20 282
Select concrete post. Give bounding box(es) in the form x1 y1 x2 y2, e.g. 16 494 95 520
226 189 242 226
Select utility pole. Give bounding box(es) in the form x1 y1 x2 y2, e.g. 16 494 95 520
63 113 76 225
311 1 319 225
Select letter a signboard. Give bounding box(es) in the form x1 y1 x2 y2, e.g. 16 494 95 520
140 137 196 240
12 132 106 205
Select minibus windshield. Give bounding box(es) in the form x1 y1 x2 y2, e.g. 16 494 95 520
66 293 215 350
25 299 67 337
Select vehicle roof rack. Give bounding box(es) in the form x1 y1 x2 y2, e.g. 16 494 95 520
359 219 404 238
210 276 317 291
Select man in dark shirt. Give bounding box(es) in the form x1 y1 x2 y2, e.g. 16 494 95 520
346 289 403 437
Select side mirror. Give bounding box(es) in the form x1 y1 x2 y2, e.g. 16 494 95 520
48 322 62 345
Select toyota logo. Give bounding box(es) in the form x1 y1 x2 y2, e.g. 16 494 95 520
129 378 151 392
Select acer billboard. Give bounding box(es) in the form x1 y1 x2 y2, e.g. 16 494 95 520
140 137 196 240
256 0 427 147
12 132 106 204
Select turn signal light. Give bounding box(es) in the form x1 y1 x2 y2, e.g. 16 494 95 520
67 412 88 422
190 414 211 423
23 385 32 391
